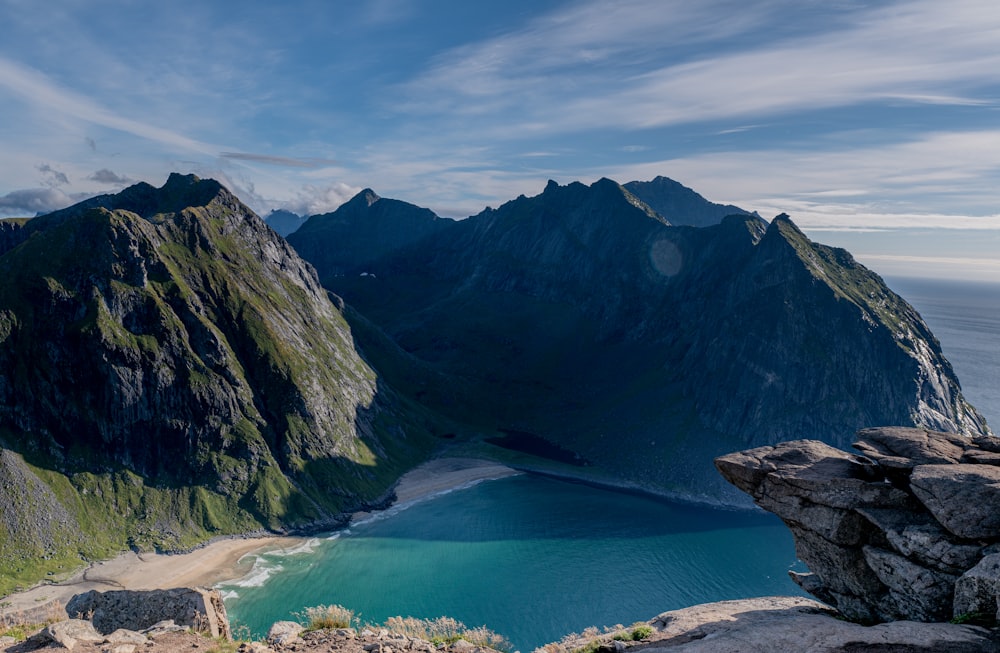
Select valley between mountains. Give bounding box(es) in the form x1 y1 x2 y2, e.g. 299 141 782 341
0 172 988 595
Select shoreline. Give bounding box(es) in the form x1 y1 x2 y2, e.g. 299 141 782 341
0 457 519 621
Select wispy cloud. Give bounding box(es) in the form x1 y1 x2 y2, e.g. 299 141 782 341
603 127 1000 226
856 253 1000 282
285 181 363 216
0 188 73 215
219 152 338 168
87 169 133 185
0 58 216 154
398 0 1000 136
37 163 69 188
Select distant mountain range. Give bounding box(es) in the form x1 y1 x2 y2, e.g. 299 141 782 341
290 177 988 500
0 173 988 592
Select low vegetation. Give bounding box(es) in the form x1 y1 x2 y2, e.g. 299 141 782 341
294 607 511 652
297 604 358 630
533 622 655 653
0 600 65 642
383 616 511 651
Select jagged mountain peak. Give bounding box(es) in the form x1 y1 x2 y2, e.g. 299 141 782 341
28 173 244 237
624 176 751 227
344 188 381 209
288 188 450 280
482 176 667 230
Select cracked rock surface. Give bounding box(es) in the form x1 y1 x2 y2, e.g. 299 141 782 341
716 426 1000 624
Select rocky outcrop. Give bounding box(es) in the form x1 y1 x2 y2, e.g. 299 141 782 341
66 588 230 639
643 597 998 652
716 427 1000 624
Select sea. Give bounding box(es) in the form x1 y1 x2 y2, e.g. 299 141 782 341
220 276 1000 652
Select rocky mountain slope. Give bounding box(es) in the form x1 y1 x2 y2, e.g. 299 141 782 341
292 177 988 502
0 174 433 594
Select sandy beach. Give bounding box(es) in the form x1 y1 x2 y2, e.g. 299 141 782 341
0 457 517 621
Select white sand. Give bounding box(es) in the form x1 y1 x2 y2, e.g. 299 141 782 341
0 457 518 619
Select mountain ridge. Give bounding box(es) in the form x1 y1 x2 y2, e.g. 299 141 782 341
300 176 988 502
0 174 434 594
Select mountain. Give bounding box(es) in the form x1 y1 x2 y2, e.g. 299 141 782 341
295 177 989 502
624 176 752 227
263 209 306 237
287 189 453 279
0 174 433 593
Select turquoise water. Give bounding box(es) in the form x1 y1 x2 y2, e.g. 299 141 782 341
222 474 800 650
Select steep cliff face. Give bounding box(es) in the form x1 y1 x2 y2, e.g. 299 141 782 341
0 174 431 593
299 178 987 501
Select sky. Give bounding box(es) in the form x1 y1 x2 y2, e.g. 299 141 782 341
2 0 1000 282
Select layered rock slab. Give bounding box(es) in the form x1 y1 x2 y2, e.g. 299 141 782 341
716 427 1000 624
642 597 999 652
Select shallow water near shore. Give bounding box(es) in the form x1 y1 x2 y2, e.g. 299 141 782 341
221 474 801 650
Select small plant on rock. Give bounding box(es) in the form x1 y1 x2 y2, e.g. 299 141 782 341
296 604 357 630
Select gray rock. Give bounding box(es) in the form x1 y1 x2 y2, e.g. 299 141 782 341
42 619 105 650
266 621 304 646
962 450 1000 465
141 620 190 638
104 629 148 645
67 587 230 640
854 426 968 466
644 597 999 652
954 553 1000 621
910 464 1000 538
105 645 137 653
715 440 909 514
858 507 983 574
863 545 957 621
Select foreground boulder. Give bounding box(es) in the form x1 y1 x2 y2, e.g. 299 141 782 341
645 597 999 652
65 587 230 640
716 427 1000 624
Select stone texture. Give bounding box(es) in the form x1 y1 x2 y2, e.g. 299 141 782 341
857 507 982 574
105 629 149 645
266 621 304 646
640 597 1000 652
854 427 967 467
910 464 1000 539
717 427 1000 624
66 588 230 640
41 619 105 650
954 553 1000 621
862 545 957 621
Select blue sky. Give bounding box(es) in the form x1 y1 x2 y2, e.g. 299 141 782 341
2 0 1000 282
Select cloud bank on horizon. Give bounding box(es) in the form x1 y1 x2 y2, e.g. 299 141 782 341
1 0 999 281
